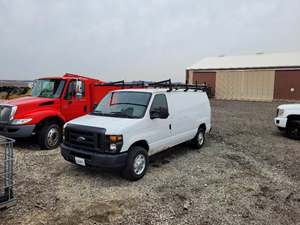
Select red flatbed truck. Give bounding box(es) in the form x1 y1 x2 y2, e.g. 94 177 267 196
0 73 129 149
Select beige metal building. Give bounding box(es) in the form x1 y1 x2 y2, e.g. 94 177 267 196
186 52 300 101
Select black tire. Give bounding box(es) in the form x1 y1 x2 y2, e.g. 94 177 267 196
286 120 300 140
191 128 205 149
38 122 62 150
121 146 149 181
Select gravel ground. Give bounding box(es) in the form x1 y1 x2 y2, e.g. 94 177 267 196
0 100 299 225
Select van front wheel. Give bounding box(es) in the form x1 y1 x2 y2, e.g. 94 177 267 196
191 128 205 149
122 146 148 181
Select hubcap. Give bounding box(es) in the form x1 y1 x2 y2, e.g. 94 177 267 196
198 132 204 145
47 127 59 147
133 154 146 175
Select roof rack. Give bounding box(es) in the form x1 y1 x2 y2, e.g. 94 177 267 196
95 80 145 88
148 79 207 92
96 79 208 93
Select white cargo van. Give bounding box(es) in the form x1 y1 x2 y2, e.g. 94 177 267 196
61 88 211 180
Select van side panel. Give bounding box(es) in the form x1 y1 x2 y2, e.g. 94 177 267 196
167 91 211 147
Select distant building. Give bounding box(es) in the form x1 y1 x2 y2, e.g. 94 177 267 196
186 52 300 101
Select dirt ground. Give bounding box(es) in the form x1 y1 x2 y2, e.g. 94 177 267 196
0 100 299 225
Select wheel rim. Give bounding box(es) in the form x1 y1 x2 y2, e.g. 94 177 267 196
47 127 59 147
198 132 204 145
133 154 146 175
289 126 300 138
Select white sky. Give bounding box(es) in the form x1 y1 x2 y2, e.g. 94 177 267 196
0 0 300 82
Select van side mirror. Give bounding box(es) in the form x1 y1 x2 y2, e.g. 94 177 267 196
150 107 169 119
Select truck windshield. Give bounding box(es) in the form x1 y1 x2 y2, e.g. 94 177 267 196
93 92 152 119
32 79 65 98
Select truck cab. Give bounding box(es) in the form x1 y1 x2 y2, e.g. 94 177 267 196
274 104 300 139
0 73 120 149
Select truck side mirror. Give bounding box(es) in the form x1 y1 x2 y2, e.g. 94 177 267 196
75 80 82 98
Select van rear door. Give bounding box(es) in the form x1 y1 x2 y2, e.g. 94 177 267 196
168 92 200 146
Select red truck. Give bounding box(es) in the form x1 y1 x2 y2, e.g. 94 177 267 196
0 73 126 149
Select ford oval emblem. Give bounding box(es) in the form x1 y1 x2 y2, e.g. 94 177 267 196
76 136 86 142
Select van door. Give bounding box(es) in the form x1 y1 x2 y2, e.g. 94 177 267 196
61 79 88 121
168 93 198 146
147 94 172 155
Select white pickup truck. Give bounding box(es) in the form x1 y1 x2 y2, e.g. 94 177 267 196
274 104 300 139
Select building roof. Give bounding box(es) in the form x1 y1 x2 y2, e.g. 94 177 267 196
188 52 300 70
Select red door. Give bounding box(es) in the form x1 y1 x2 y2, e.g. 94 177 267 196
61 79 88 121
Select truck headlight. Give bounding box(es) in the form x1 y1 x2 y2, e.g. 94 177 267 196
11 118 32 125
106 135 123 153
10 106 18 121
277 109 284 117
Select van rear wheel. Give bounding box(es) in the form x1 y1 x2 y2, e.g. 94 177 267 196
191 128 205 149
121 146 148 181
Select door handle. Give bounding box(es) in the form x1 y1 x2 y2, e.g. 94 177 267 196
68 101 72 105
84 105 87 112
169 124 172 130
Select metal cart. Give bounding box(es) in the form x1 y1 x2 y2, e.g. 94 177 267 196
0 136 15 209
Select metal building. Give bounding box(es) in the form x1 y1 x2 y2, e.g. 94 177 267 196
186 52 300 101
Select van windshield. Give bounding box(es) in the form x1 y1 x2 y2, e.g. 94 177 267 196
92 92 152 119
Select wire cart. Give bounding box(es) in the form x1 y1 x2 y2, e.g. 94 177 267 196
0 136 15 209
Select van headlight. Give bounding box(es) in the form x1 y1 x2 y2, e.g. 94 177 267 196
11 118 32 125
106 135 123 153
277 109 284 117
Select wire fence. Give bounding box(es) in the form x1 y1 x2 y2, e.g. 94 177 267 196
0 136 15 209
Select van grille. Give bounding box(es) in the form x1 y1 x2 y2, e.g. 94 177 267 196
0 106 12 123
64 124 106 152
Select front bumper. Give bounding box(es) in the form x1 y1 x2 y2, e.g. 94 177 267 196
60 143 128 169
0 124 36 138
274 117 288 128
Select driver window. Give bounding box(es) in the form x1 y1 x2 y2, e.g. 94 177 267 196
65 80 85 99
65 80 76 100
150 94 168 113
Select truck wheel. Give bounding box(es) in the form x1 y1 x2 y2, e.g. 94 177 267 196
191 128 205 149
38 122 62 150
286 120 300 140
122 146 148 181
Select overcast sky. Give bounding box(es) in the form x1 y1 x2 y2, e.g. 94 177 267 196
0 0 300 82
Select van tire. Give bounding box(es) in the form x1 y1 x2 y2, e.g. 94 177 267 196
122 146 148 181
286 120 300 140
38 122 62 150
191 128 205 149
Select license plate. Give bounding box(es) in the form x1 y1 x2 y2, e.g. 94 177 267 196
75 157 86 166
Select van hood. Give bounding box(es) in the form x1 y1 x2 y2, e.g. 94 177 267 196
278 104 300 110
66 114 141 134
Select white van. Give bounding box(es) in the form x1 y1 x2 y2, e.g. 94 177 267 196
61 88 211 180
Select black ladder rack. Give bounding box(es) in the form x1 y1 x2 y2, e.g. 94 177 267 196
96 79 208 93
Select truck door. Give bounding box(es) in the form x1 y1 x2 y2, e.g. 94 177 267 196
147 94 172 155
61 79 88 121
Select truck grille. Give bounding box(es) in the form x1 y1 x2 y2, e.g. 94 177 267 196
0 106 12 123
64 124 106 152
